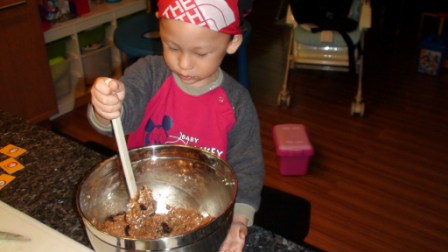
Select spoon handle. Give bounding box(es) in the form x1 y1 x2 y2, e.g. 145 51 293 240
112 117 138 198
104 78 137 198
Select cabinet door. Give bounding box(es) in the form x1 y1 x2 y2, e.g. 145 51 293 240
0 0 57 122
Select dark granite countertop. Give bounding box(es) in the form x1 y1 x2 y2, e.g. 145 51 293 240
0 110 314 251
0 111 105 246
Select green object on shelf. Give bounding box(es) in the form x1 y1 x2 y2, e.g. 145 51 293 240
78 24 107 49
49 56 64 66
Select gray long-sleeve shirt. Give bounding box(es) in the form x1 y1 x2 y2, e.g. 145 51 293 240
88 55 264 225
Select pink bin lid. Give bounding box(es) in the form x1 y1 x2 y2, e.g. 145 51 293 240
273 124 314 156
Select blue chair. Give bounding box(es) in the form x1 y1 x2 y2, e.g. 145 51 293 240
114 11 251 90
114 12 163 66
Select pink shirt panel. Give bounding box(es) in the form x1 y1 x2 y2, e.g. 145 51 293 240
127 75 235 159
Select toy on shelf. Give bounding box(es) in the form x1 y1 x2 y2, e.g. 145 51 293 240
44 0 62 22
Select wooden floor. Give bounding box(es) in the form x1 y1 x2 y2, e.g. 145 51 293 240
50 1 448 251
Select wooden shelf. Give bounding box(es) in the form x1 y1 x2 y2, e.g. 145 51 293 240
44 0 146 119
44 0 147 43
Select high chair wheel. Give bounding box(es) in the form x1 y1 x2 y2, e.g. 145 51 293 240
286 95 291 107
277 91 291 108
351 101 365 116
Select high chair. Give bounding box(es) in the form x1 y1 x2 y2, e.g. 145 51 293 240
279 0 372 116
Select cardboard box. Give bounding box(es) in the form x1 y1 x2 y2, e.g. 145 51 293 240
273 124 314 176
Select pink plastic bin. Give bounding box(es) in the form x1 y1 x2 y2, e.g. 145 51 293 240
272 124 314 176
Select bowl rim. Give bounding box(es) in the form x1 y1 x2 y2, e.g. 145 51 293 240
76 144 238 249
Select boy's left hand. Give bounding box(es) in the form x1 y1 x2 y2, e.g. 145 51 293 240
219 215 248 252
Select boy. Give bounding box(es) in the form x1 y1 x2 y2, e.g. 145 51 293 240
88 0 264 251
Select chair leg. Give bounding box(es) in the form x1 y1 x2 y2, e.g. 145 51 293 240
278 26 294 108
351 36 365 116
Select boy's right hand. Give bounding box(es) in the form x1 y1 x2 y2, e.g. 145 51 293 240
91 77 125 122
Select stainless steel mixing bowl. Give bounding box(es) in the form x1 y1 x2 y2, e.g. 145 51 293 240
77 145 237 251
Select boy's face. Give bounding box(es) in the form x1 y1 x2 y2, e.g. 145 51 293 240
160 19 242 87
